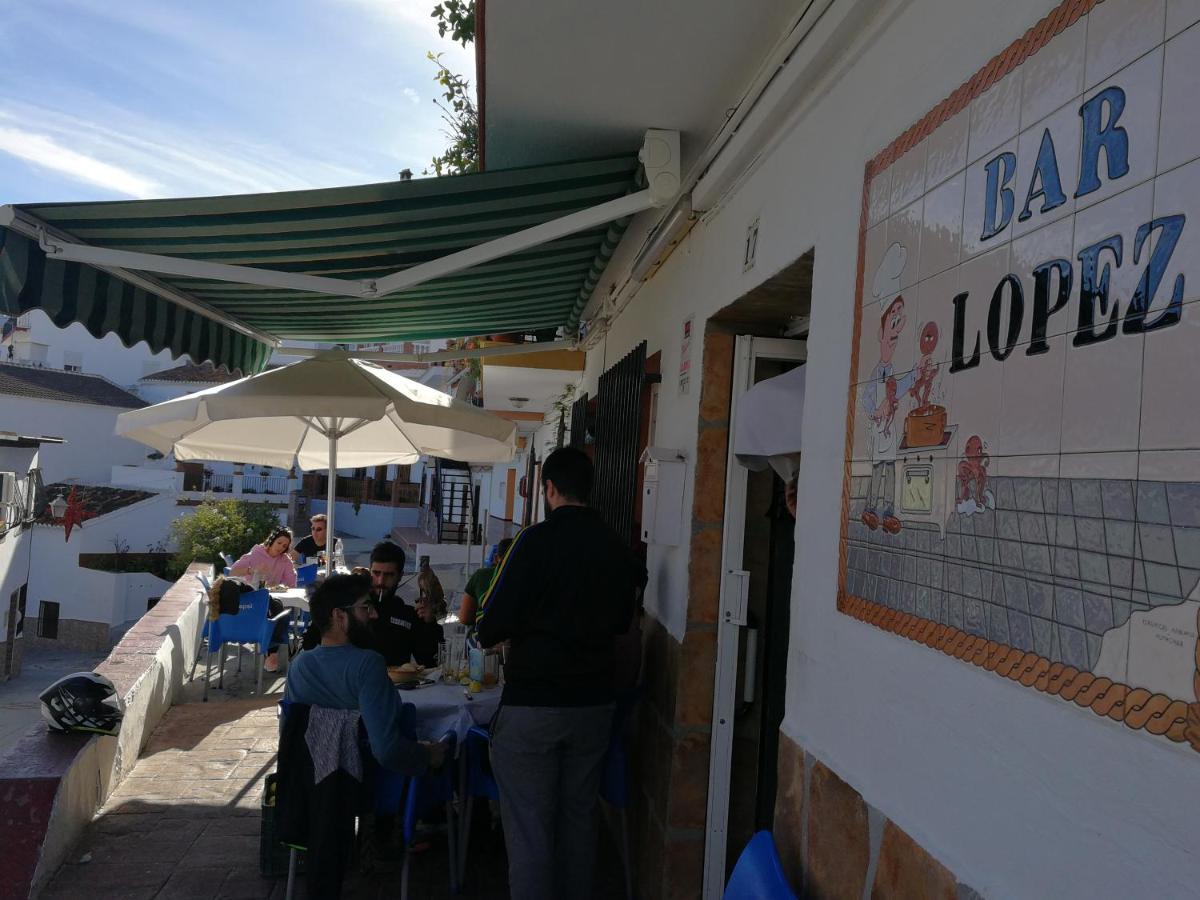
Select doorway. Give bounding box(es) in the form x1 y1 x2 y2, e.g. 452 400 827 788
700 251 812 898
504 468 517 521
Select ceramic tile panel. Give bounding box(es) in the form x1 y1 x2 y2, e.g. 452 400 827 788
968 71 1022 165
961 139 1017 259
996 330 1067 458
1075 48 1163 213
862 221 890 307
918 171 965 280
955 243 1011 365
1060 327 1146 455
1020 17 1087 128
1166 0 1200 36
868 169 891 226
1139 296 1200 450
886 199 923 295
1011 102 1081 239
845 0 1200 756
1151 157 1200 305
914 267 961 369
1157 23 1200 174
1059 450 1141 480
925 108 970 189
1084 0 1166 90
889 140 928 213
1010 216 1078 344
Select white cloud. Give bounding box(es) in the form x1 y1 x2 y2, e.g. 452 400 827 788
403 87 422 104
0 102 380 200
0 126 158 197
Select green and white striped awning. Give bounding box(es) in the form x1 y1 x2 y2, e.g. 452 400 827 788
0 155 641 374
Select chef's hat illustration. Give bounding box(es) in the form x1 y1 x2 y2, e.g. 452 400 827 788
872 241 907 307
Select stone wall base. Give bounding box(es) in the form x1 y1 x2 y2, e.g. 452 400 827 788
774 732 981 899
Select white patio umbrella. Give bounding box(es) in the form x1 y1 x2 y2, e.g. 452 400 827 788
115 349 516 555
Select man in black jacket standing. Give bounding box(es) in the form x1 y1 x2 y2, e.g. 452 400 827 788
476 446 646 900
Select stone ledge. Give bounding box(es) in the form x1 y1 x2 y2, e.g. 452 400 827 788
0 562 211 900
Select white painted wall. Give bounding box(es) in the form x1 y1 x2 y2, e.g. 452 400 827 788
579 0 1200 896
28 493 187 629
308 499 418 541
0 444 38 645
4 310 183 387
0 396 147 485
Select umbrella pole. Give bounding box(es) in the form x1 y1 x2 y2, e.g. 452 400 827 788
327 423 337 571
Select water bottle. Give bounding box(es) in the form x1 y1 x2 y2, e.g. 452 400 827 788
333 538 346 572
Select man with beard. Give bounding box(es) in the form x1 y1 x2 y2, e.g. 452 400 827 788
283 574 444 889
367 541 441 667
284 574 442 772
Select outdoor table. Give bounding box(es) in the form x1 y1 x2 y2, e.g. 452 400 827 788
270 587 310 613
396 678 502 743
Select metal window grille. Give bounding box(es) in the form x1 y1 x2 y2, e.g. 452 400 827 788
592 341 646 545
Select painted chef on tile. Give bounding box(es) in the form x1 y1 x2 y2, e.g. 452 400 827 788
860 241 916 535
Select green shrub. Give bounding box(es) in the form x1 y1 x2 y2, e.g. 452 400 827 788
168 500 283 579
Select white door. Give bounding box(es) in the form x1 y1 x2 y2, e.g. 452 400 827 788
702 335 806 898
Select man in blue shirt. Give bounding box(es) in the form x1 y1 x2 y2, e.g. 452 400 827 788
285 574 442 774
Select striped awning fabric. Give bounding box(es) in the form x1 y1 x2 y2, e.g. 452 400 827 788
0 155 640 374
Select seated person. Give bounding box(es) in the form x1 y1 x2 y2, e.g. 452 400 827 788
229 527 297 673
458 538 513 627
291 513 328 561
367 541 441 667
284 573 443 774
416 560 447 624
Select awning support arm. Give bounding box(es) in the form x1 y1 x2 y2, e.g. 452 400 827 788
21 189 656 302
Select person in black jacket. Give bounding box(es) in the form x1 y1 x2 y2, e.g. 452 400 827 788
476 446 646 900
366 540 441 667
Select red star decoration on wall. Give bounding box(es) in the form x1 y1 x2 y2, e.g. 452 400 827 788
60 487 96 541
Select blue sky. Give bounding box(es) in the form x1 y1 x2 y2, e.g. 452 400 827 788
0 0 475 203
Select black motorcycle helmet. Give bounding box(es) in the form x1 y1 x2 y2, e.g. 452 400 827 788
39 671 123 736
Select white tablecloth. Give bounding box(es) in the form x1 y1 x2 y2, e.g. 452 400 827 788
270 587 310 613
397 681 502 742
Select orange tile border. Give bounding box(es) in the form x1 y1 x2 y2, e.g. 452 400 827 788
838 594 1193 745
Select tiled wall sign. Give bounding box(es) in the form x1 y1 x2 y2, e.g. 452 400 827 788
841 0 1200 752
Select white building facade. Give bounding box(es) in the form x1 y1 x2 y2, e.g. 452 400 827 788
491 0 1200 897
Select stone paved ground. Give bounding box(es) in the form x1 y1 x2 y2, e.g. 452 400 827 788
39 654 625 899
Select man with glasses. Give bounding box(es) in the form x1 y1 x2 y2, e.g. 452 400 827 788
285 573 444 772
284 574 445 892
292 514 329 562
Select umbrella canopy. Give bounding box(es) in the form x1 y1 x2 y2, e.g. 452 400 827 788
116 350 517 469
116 350 516 558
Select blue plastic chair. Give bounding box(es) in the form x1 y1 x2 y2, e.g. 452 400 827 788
723 831 796 900
296 562 319 585
456 724 499 883
203 588 291 699
598 689 640 899
399 730 458 899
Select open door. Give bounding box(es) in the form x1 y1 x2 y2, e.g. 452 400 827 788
703 336 806 898
504 468 517 521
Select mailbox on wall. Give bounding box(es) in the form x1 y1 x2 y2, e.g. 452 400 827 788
640 447 685 546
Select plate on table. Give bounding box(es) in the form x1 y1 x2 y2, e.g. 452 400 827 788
395 678 436 690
